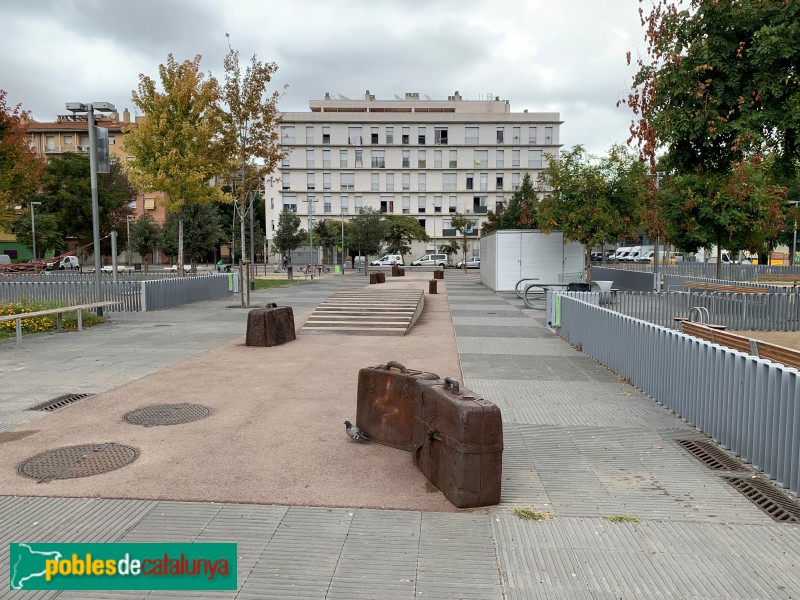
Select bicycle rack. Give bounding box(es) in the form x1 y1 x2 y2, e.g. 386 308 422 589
688 306 710 324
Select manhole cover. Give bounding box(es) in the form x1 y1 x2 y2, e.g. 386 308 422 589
18 443 139 483
725 477 800 523
123 403 211 427
29 393 93 412
677 439 747 471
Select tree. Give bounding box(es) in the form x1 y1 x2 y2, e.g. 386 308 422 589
0 90 43 228
537 145 646 280
125 54 227 276
439 241 461 266
482 173 540 235
10 210 64 258
221 36 286 305
130 213 162 272
349 207 387 274
272 208 305 262
161 202 224 265
383 215 429 260
450 213 477 271
314 219 341 263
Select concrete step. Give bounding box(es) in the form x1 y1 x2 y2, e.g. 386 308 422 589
300 289 425 336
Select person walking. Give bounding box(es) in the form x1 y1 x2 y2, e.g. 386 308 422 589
282 254 288 270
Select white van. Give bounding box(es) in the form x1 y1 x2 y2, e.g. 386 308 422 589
613 246 634 261
0 254 10 265
370 254 404 266
45 256 80 270
410 253 448 267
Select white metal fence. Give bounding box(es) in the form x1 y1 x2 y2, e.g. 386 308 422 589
555 294 800 497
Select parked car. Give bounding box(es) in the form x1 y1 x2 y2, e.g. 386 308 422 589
45 256 80 270
410 253 448 267
370 254 404 266
456 256 481 269
167 264 193 272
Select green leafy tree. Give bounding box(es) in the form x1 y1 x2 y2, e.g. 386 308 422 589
272 208 305 262
130 213 162 272
0 90 43 228
161 202 224 265
125 54 227 276
349 207 387 274
383 214 429 260
439 241 461 266
10 210 64 258
450 213 477 270
314 219 341 263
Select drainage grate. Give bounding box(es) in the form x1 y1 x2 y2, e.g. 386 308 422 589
677 439 747 471
123 403 211 427
725 477 800 523
28 393 93 412
18 443 139 483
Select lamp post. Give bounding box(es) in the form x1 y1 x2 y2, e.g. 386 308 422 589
66 102 116 312
341 204 345 272
30 201 41 261
789 201 800 266
303 197 316 269
126 215 134 266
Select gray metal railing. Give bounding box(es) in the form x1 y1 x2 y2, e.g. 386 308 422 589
607 262 800 281
555 294 800 497
592 266 655 291
663 274 783 293
140 274 232 311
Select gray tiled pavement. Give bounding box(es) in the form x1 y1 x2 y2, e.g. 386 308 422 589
1 271 800 598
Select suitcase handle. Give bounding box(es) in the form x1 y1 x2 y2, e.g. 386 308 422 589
444 377 460 393
385 361 408 373
266 302 278 308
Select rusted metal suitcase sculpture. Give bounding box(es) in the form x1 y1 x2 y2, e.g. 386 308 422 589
391 264 400 277
369 272 378 284
356 361 440 450
245 303 296 347
429 279 438 294
376 272 386 283
433 269 444 280
412 378 503 508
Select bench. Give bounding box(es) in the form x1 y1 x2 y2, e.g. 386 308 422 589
680 321 800 369
756 274 800 286
0 301 120 346
683 281 768 295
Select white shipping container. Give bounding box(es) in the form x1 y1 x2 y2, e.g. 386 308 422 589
479 230 585 292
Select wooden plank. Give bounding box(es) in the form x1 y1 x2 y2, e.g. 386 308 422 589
684 281 768 295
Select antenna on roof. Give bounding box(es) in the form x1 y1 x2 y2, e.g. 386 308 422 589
425 95 431 100
338 94 351 100
394 94 402 100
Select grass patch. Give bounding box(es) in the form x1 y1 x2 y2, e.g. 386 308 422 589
603 514 641 524
513 508 555 521
252 279 294 290
0 300 107 339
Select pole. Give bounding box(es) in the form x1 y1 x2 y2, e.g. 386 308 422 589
88 104 103 314
30 202 39 261
249 191 255 290
110 230 118 285
793 220 797 267
341 207 345 273
126 216 132 266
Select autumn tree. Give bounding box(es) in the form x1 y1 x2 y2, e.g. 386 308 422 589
125 54 227 276
383 214 429 260
161 202 224 265
450 213 477 271
314 219 341 263
0 90 44 227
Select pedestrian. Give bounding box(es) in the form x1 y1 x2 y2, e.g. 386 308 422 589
282 254 288 270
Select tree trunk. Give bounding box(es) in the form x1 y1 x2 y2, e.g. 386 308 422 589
585 247 592 283
178 217 185 277
240 201 246 308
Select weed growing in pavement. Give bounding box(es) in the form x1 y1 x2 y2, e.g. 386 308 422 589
603 514 641 524
513 508 555 521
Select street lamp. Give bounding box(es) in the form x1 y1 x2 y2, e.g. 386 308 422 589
66 101 116 312
30 202 41 261
126 214 135 266
303 197 316 269
789 201 800 266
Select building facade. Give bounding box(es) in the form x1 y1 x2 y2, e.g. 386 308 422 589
265 91 562 262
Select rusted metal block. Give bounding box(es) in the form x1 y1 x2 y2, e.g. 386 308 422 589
246 303 296 347
429 279 438 294
376 272 386 283
369 272 378 284
433 270 444 280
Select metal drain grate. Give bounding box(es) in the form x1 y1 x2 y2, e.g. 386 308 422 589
677 439 747 471
725 477 800 523
123 403 211 427
18 443 139 483
29 393 93 412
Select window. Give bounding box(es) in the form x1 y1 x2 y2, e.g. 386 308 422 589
371 172 379 191
418 218 426 229
435 127 448 145
339 149 348 168
283 195 297 212
418 195 426 213
479 173 488 191
496 127 504 144
341 195 349 214
386 172 394 191
513 126 520 143
355 149 363 167
371 149 385 168
282 173 291 190
144 197 156 210
402 172 410 190
418 149 426 168
323 172 331 190
79 135 89 147
282 126 295 143
496 174 504 190
341 172 355 191
528 126 537 144
512 172 520 190
434 149 442 168
270 198 274 209
474 149 488 166
465 126 479 144
418 126 426 145
402 149 410 168
306 126 314 144
371 127 379 144
402 195 410 214
45 135 55 151
354 195 363 211
443 172 456 192
545 126 553 144
434 195 442 213
449 195 457 213
466 173 474 190
386 127 394 145
322 149 331 168
271 220 275 231
402 126 410 144
282 148 290 167
449 149 457 168
380 195 393 213
324 195 332 213
496 149 504 168
306 149 314 168
322 125 330 144
418 173 426 191
528 149 542 168
348 126 362 145
307 172 315 190
108 136 116 145
512 149 520 167
64 135 73 145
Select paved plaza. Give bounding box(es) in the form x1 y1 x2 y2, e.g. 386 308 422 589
1 270 799 599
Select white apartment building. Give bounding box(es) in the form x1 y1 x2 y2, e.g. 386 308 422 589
265 91 562 260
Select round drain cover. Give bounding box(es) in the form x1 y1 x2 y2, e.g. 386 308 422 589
18 443 139 483
123 403 211 427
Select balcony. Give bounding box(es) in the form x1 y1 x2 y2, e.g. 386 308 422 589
473 206 488 214
442 228 456 237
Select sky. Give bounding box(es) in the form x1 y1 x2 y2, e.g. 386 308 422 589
2 0 647 156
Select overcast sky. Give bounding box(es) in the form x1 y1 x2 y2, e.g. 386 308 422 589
3 0 646 156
